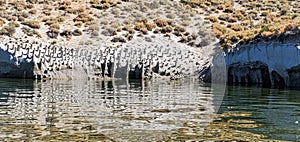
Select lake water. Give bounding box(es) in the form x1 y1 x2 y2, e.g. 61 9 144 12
0 79 299 141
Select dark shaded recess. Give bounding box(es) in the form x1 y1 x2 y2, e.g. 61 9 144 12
152 62 159 74
227 61 271 87
36 74 42 79
165 71 170 76
101 63 106 77
271 71 285 89
129 64 143 79
0 62 34 78
159 70 166 76
107 80 113 89
60 30 72 37
100 62 113 77
287 65 300 88
0 48 34 79
198 66 211 83
46 30 58 38
36 62 42 70
107 62 113 77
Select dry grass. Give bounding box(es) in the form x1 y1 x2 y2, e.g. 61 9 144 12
145 22 156 31
134 22 146 31
174 25 186 33
49 23 60 30
28 9 37 14
0 0 297 48
123 25 135 34
161 25 173 33
0 18 5 27
21 20 40 29
155 19 168 27
0 23 16 36
21 26 41 38
74 13 93 23
166 13 176 19
182 0 300 48
205 16 218 23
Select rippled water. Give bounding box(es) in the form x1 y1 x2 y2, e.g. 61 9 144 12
0 79 299 141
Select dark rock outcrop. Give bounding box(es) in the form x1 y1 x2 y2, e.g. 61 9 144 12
287 65 300 88
225 32 300 88
0 48 34 78
227 61 271 87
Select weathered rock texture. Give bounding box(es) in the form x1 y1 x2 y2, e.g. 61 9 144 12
0 37 218 80
225 33 300 88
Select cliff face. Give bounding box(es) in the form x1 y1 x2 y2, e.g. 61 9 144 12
0 36 218 80
2 31 300 88
225 33 300 88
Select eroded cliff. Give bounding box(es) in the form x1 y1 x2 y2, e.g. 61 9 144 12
0 35 219 81
225 32 300 88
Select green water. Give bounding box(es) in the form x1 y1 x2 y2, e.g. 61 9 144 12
0 79 299 141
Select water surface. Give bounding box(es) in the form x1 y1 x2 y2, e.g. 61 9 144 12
0 79 299 141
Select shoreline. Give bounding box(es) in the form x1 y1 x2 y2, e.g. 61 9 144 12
0 0 299 88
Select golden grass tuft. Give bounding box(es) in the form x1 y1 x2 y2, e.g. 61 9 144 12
227 24 244 31
205 16 218 23
133 19 149 34
134 22 146 31
28 9 37 14
212 23 227 38
154 19 168 27
0 22 16 36
21 20 40 29
145 22 156 31
161 25 173 33
73 13 94 23
50 23 60 30
0 18 5 27
174 25 186 32
123 25 135 34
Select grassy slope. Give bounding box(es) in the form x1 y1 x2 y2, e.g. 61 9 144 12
0 0 215 47
0 0 298 49
182 0 300 48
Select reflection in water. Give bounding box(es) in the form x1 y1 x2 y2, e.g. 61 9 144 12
0 79 219 141
0 79 299 141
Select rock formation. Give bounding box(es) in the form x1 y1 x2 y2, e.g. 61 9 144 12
225 32 300 88
1 30 300 88
0 36 219 81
